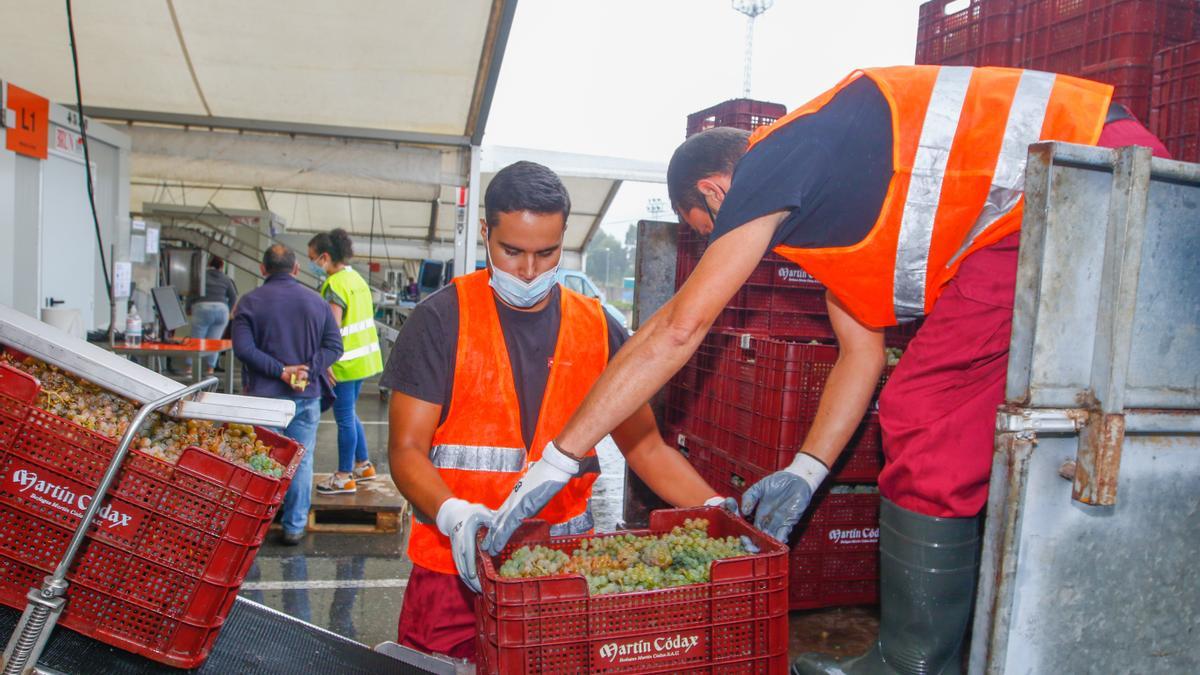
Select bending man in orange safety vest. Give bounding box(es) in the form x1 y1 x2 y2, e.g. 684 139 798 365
383 161 731 662
478 67 1171 674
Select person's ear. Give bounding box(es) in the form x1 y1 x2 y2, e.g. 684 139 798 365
260 264 268 276
291 261 300 277
696 176 728 207
479 219 489 242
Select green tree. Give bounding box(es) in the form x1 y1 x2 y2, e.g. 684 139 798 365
584 230 630 297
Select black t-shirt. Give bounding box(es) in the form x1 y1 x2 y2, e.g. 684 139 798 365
379 284 628 449
710 75 894 249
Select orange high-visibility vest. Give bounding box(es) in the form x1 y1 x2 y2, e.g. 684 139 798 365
407 270 607 575
758 66 1112 327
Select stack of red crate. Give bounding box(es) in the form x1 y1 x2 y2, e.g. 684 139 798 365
916 0 1018 67
685 99 788 138
1151 40 1200 162
666 224 905 609
916 0 1200 148
1013 0 1200 122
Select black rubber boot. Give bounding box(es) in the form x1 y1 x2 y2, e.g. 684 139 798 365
791 498 981 675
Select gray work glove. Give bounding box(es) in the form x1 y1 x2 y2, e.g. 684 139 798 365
482 441 578 556
437 497 495 593
740 453 830 542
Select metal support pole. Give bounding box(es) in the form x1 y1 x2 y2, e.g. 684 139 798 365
1 377 219 675
453 146 481 279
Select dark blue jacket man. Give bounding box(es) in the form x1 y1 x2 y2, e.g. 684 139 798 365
232 244 342 544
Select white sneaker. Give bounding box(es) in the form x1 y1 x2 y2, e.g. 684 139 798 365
353 461 378 482
316 473 357 495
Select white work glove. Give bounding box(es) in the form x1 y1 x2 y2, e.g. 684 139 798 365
740 453 830 542
482 441 578 556
703 495 740 514
437 497 495 593
701 496 760 553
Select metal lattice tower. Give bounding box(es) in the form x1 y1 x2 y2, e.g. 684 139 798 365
732 0 775 98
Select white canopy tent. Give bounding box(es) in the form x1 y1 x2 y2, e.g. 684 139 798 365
0 0 665 272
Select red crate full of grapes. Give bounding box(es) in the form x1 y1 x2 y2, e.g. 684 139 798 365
476 507 789 674
0 355 304 668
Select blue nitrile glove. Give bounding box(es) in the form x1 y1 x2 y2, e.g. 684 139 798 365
437 497 495 593
482 441 578 556
740 453 830 542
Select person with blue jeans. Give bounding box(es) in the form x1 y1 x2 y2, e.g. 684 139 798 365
308 229 384 496
184 256 238 374
231 244 343 545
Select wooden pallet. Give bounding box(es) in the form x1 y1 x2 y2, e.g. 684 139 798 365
301 474 409 534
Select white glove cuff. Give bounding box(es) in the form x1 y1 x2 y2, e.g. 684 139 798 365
436 497 469 536
703 495 727 507
786 453 830 492
540 441 581 478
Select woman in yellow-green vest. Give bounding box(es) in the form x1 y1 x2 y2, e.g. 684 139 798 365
308 229 384 495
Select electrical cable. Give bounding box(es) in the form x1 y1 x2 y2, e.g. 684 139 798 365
377 197 396 284
66 0 112 302
367 196 377 287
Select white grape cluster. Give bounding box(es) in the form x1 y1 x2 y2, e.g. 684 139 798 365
2 354 284 478
498 518 749 595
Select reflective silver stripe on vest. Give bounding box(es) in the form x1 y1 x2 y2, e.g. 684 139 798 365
340 318 374 337
338 342 381 362
949 70 1056 267
429 444 527 472
549 505 594 536
892 66 973 320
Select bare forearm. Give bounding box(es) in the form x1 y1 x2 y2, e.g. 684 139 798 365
557 306 706 457
389 446 453 521
625 440 719 506
798 349 884 467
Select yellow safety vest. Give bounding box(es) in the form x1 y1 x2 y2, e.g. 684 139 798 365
322 267 383 381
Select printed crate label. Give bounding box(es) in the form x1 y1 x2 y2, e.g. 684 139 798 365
827 525 879 547
594 629 706 670
3 457 146 542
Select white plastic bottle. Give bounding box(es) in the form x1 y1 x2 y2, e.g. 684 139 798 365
125 305 143 348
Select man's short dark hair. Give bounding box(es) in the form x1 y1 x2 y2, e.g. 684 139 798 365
667 127 750 215
262 244 296 275
484 161 571 229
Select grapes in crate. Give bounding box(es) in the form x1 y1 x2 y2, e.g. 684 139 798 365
498 518 750 595
1 353 284 478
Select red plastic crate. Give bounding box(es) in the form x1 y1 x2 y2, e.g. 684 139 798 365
686 99 788 138
916 0 1018 67
1151 40 1200 162
789 491 881 610
706 335 891 480
0 361 303 668
476 508 789 674
1014 0 1200 121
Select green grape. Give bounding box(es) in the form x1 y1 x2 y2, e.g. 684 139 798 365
3 353 286 478
497 518 750 595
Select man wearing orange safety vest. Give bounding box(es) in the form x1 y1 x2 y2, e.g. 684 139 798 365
382 161 731 661
479 67 1171 674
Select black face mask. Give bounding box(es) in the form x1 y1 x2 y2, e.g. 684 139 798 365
704 199 719 230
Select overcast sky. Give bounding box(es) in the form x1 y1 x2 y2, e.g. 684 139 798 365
485 0 928 239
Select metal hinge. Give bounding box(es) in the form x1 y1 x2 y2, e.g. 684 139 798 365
996 406 1126 507
995 408 1086 437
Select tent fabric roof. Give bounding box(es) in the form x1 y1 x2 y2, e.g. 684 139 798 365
131 169 628 252
3 0 666 252
0 0 498 137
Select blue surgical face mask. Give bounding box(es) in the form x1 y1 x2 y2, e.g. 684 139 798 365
489 258 559 308
308 259 327 279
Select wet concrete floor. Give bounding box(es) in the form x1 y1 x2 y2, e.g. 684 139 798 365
240 377 880 660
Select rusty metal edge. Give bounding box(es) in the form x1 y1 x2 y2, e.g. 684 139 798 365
971 424 1036 675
